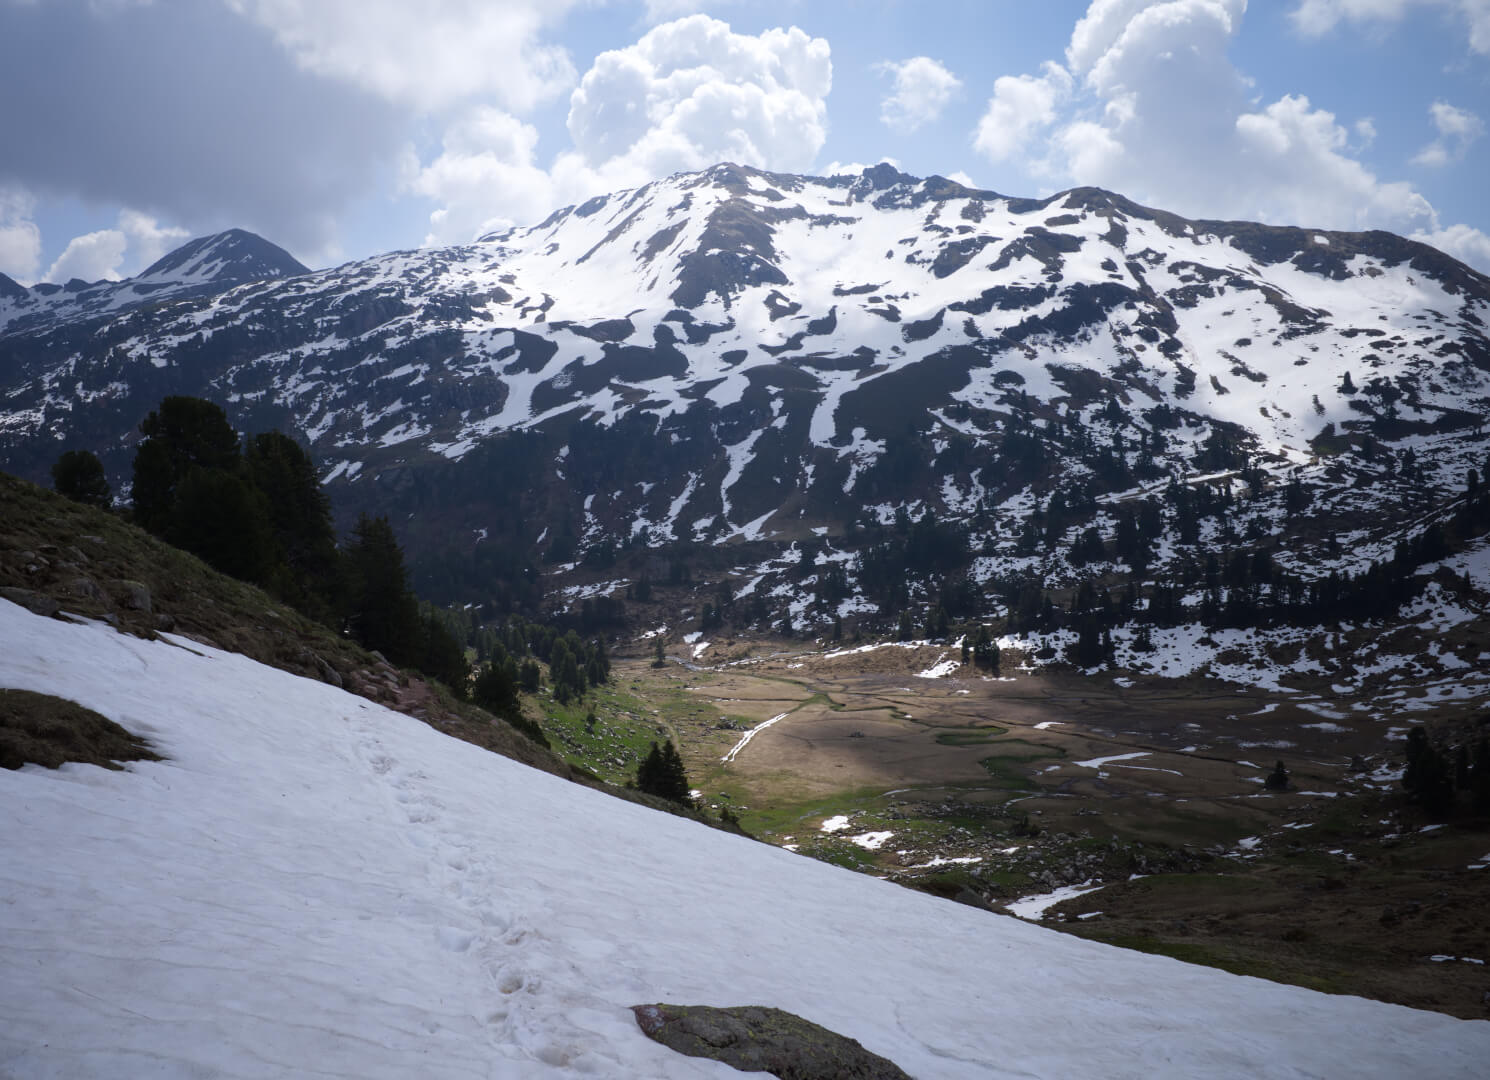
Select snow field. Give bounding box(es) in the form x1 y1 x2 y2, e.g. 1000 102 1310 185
2 600 1489 1077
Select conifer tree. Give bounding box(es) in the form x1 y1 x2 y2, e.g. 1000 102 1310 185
343 514 421 666
51 449 112 508
131 396 242 535
637 740 692 804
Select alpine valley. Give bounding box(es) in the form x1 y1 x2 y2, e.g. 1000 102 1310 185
5 164 1490 1022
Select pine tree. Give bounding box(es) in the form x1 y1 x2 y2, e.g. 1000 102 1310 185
51 449 112 508
167 466 277 584
244 431 338 611
637 740 692 804
131 396 242 534
343 514 421 666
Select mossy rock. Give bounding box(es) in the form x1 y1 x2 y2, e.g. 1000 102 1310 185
632 1003 911 1079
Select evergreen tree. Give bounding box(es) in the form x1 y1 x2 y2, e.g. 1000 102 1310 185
519 659 542 694
343 514 422 666
244 431 338 611
473 657 520 717
51 449 112 508
636 740 692 804
420 612 470 698
166 466 277 583
131 396 242 534
1403 726 1454 817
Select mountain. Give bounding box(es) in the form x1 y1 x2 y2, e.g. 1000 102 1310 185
132 226 310 287
4 595 1488 1076
1 163 1487 631
0 227 307 338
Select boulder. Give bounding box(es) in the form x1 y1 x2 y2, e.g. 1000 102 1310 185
0 587 60 618
69 577 104 602
631 1003 912 1080
115 579 152 613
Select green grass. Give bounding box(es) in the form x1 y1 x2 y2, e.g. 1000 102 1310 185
536 682 673 784
978 741 1066 788
934 724 1009 746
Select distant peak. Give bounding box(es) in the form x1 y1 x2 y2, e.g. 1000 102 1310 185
136 229 309 286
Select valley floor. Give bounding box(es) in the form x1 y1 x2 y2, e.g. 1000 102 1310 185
565 632 1490 1021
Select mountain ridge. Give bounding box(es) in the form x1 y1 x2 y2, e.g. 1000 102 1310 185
1 163 1487 632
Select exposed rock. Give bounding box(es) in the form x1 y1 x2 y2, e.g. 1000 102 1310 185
0 587 60 618
69 576 104 602
313 653 343 688
631 1003 912 1080
115 579 152 613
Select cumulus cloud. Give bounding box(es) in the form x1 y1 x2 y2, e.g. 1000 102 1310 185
225 0 579 114
403 108 558 245
1412 101 1484 166
973 63 1072 161
41 210 190 284
0 185 42 283
968 0 1490 270
406 15 833 246
44 229 128 284
567 16 831 173
1290 0 1490 54
877 56 962 134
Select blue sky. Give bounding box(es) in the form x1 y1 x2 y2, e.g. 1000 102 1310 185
2 0 1487 283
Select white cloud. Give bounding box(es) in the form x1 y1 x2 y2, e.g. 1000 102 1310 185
967 1 1490 270
406 15 833 246
973 63 1071 162
566 15 831 173
1414 221 1490 267
225 0 579 113
39 209 190 285
404 108 557 246
1412 100 1484 166
119 209 190 270
877 56 962 134
44 228 127 283
0 185 41 283
1290 0 1490 54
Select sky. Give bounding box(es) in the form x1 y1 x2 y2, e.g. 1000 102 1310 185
1 0 1488 285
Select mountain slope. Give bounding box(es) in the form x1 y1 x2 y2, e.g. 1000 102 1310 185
0 164 1487 630
3 597 1488 1077
0 227 307 338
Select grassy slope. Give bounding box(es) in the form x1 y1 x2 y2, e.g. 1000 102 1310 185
0 472 719 825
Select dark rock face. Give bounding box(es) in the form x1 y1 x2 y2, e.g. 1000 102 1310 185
632 1003 913 1080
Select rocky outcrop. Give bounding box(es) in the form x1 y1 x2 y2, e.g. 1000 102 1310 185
632 1003 912 1079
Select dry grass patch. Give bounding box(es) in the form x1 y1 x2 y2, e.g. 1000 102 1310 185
0 688 161 771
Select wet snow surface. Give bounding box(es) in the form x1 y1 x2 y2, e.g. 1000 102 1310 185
2 599 1488 1078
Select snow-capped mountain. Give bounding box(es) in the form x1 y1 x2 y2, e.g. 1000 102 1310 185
1 163 1488 612
4 596 1488 1077
0 227 307 338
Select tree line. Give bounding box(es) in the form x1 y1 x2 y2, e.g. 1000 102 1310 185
49 396 612 736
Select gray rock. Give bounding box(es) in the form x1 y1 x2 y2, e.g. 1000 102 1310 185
632 1003 912 1080
115 579 152 613
313 654 343 688
69 577 104 602
0 587 60 618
